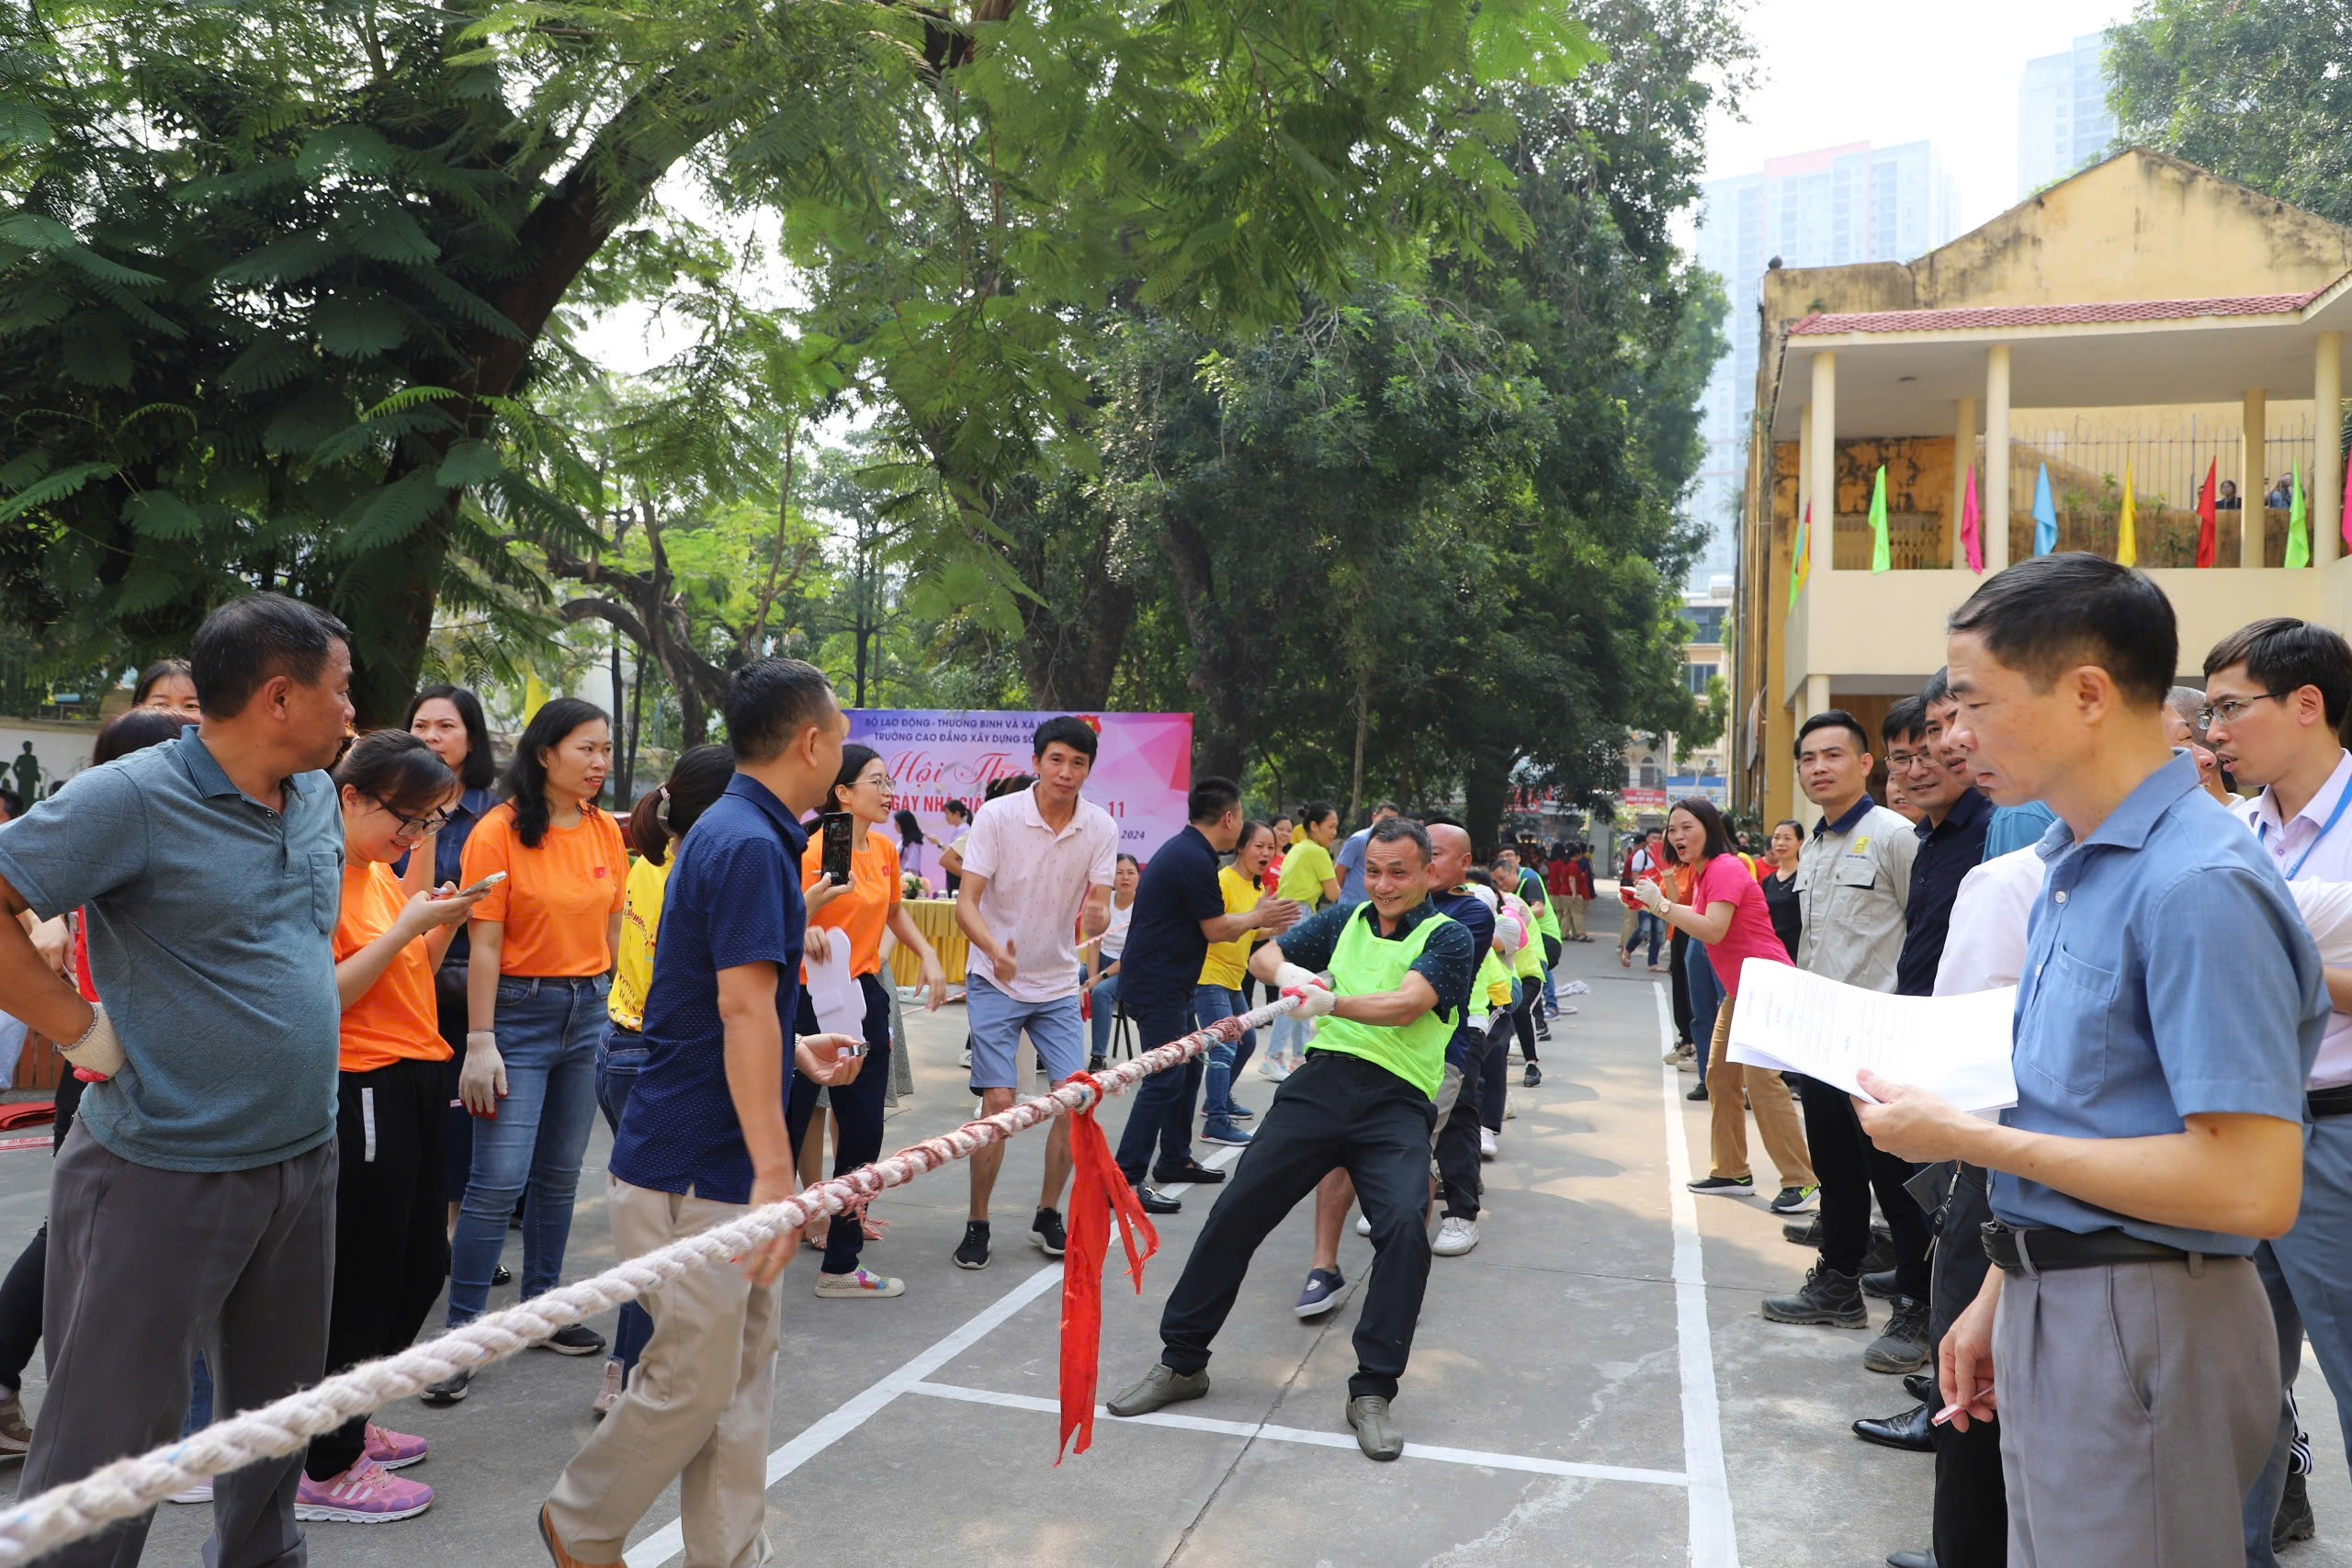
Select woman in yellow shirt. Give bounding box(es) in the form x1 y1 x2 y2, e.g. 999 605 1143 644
1263 802 1340 1078
1196 819 1279 1143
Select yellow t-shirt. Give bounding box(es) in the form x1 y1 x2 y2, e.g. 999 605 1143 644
1276 840 1337 909
609 852 673 1031
1199 865 1261 989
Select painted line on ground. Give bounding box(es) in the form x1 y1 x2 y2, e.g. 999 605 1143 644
902 1380 1690 1487
625 1142 1245 1566
1658 980 1740 1568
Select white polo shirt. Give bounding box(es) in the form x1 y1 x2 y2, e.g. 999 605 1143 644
2237 749 2352 1088
1933 847 2047 996
959 784 1118 1003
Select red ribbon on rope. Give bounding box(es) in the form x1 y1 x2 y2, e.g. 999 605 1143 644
1056 1068 1159 1462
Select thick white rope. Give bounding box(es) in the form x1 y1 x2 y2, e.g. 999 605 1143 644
0 993 1297 1567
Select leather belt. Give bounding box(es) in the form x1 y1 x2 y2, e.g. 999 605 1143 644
2307 1084 2352 1119
1981 1221 2195 1274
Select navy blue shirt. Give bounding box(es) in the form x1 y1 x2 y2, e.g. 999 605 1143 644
611 774 808 1205
1116 824 1227 1011
1430 887 1497 1067
1894 786 1992 997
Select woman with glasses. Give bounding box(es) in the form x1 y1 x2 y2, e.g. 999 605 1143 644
299 732 491 1520
792 745 947 1298
425 699 626 1403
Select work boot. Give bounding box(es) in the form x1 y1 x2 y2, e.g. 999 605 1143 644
2275 1471 2317 1549
1345 1395 1404 1461
1865 1297 1933 1373
1760 1262 1869 1327
1107 1363 1209 1417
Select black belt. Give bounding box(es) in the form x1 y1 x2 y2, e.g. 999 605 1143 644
2308 1085 2352 1119
1981 1221 2196 1274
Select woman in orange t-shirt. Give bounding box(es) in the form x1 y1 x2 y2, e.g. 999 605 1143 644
431 699 625 1400
310 731 487 1509
790 744 946 1297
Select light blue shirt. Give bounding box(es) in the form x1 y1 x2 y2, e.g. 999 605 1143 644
1982 801 2058 860
1991 752 2324 1255
1335 827 1373 904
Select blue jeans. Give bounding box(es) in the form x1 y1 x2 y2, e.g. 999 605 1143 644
447 974 605 1325
1624 910 1664 965
180 1353 212 1438
1686 945 1723 1053
1193 984 1250 1121
1270 1008 1314 1064
595 1021 654 1377
1086 967 1121 1060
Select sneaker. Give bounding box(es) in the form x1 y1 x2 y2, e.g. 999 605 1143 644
0 1391 29 1454
954 1221 990 1269
1686 1174 1754 1197
1760 1263 1869 1328
1864 1297 1933 1373
1502 1100 1517 1120
1258 1055 1291 1082
1478 1127 1497 1161
1200 1120 1252 1147
418 1369 470 1405
362 1423 427 1470
592 1359 625 1418
960 1045 973 1067
1087 1054 1107 1074
167 1480 213 1505
1661 1044 1688 1066
1522 1064 1542 1088
1782 1216 1822 1247
1770 1185 1820 1215
1295 1267 1350 1318
1354 1214 1372 1236
1226 1101 1255 1120
294 1457 433 1524
1685 1083 1708 1101
1032 1207 1067 1257
1105 1363 1210 1417
1860 1268 1901 1301
1432 1216 1480 1256
815 1267 907 1298
537 1323 605 1357
2275 1471 2317 1550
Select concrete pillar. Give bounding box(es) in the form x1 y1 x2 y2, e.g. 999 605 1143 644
1799 674 1832 827
1797 401 1814 589
1984 346 2011 572
1952 395 1978 570
2245 387 2267 570
2320 334 2343 569
1810 354 1838 581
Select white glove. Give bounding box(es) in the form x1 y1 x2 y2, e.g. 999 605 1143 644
1273 963 1326 995
1282 984 1338 1020
61 1002 126 1077
459 1032 507 1117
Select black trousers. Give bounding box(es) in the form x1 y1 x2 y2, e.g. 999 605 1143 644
1113 998 1203 1186
789 973 896 1274
1509 979 1539 1065
1433 1051 1484 1220
1799 1076 1931 1299
1478 1011 1512 1133
1159 1052 1436 1401
0 1070 78 1393
308 1056 449 1479
1931 1163 2006 1568
1669 930 1693 1045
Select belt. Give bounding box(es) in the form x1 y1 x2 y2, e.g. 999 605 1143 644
1981 1221 2196 1274
2308 1084 2352 1119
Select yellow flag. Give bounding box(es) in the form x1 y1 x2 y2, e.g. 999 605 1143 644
2117 462 2136 567
525 672 548 715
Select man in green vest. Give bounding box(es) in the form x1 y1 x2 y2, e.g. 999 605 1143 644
1105 818 1477 1461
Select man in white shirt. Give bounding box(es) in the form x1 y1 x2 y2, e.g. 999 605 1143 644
951 717 1117 1271
2201 616 2352 1565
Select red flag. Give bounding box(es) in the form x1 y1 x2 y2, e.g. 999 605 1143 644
1056 1070 1159 1462
2196 458 2218 570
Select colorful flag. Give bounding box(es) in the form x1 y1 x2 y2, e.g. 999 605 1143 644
1869 466 1891 573
2343 441 2352 551
2117 461 2136 566
1789 501 1810 607
2031 464 2058 556
2196 457 2217 569
2288 460 2310 568
1959 462 1983 574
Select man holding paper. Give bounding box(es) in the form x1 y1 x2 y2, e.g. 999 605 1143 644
1854 554 2325 1568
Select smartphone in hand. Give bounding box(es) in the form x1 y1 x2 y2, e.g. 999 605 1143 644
438 870 506 900
820 811 854 885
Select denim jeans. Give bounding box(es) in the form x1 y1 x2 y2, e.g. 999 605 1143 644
1624 910 1664 965
595 1021 654 1376
1270 1008 1315 1063
1192 984 1250 1121
1686 945 1723 1053
447 974 606 1325
1086 967 1121 1059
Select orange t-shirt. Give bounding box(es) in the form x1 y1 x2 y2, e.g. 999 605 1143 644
461 801 628 976
801 826 901 977
334 860 447 1073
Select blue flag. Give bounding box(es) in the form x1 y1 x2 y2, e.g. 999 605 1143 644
2031 463 2058 556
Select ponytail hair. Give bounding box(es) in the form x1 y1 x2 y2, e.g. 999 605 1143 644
627 743 735 865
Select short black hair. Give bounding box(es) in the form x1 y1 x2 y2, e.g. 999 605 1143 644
132 658 192 705
189 592 350 719
1921 667 1952 706
1365 816 1431 864
1188 774 1242 824
335 729 458 820
724 658 837 763
1795 708 1871 759
1881 694 1928 747
93 706 187 766
986 773 1035 801
0 789 21 818
1950 553 2175 708
1374 800 1400 816
403 683 497 791
2204 616 2352 731
1033 716 1099 764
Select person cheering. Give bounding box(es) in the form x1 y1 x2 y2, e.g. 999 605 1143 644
1197 819 1283 1140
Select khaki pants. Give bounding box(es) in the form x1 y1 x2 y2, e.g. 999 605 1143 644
1705 998 1815 1187
1554 894 1588 939
548 1180 782 1568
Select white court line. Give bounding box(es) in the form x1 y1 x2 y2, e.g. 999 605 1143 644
903 1380 1690 1488
623 1143 1244 1566
1658 981 1740 1568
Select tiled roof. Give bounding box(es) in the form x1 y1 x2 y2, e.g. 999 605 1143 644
1787 289 2327 336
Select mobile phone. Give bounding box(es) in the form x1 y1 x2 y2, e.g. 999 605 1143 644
820 811 854 885
444 870 507 899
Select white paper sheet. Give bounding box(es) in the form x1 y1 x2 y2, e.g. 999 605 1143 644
803 940 865 1037
1725 960 2018 1113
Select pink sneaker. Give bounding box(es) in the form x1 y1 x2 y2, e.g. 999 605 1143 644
294 1457 433 1524
363 1423 428 1471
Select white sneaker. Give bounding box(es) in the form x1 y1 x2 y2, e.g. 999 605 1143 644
815 1267 906 1298
1432 1216 1480 1257
1354 1214 1372 1237
1258 1055 1291 1082
592 1359 625 1417
1503 1100 1518 1120
167 1481 213 1505
1478 1128 1498 1161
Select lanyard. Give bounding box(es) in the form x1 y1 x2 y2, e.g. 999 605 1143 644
2261 782 2352 882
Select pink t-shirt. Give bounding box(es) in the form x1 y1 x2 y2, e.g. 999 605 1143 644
1695 853 1788 999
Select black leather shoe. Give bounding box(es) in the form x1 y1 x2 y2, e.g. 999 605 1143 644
1903 1372 1937 1406
1886 1551 1936 1568
1861 1268 1900 1299
1133 1183 1182 1214
1154 1160 1226 1186
1852 1402 1935 1453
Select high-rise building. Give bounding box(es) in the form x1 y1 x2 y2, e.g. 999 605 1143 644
1686 142 1962 589
2018 32 2118 199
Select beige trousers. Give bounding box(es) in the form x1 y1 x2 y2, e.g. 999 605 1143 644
547 1180 783 1568
1705 997 1815 1187
1555 894 1588 938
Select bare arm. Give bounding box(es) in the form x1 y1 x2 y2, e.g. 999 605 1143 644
607 910 624 976
1200 894 1298 945
885 898 946 1010
1331 970 1439 1030
718 961 796 1189
1080 882 1112 940
400 833 436 898
1320 875 1340 906
1657 898 1735 947
467 920 504 1032
0 872 94 1043
955 871 1010 972
939 842 964 877
339 889 487 1011
2327 968 2352 1013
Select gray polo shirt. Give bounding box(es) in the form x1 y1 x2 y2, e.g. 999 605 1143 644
0 732 341 1172
1793 795 1918 993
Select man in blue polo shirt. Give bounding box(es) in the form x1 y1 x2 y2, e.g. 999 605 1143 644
1334 801 1397 903
542 659 863 1568
1858 554 2324 1568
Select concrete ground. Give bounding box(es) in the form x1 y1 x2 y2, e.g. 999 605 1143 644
2 936 2347 1566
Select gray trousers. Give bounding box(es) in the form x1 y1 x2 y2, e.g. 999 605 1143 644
2244 1113 2352 1566
22 1124 336 1568
1996 1254 2277 1568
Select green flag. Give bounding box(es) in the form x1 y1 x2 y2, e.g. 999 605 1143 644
1869 465 1891 573
2288 460 2311 569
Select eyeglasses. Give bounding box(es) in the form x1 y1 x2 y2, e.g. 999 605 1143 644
369 796 450 840
2198 691 2292 728
1883 747 1942 773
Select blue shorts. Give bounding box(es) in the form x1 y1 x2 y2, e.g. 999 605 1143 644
965 972 1086 1090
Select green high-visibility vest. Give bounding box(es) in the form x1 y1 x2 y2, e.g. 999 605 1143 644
1311 902 1459 1100
1520 867 1561 942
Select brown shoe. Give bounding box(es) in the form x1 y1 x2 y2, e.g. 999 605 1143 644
0 1391 29 1454
538 1505 616 1568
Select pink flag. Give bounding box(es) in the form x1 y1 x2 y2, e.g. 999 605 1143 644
2342 445 2352 552
1960 462 1983 574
